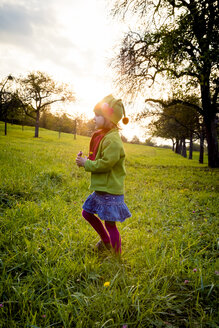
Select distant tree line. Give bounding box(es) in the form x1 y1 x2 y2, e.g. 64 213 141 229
39 111 96 138
1 107 96 138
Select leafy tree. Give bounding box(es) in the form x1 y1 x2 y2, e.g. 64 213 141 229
3 93 25 134
121 134 128 142
144 137 156 147
18 71 75 137
130 135 140 144
40 111 77 138
111 0 219 167
148 115 177 150
145 96 203 159
39 110 54 130
0 75 16 135
39 111 96 138
58 113 76 135
77 118 96 137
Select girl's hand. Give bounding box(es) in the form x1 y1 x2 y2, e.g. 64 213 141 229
76 155 87 167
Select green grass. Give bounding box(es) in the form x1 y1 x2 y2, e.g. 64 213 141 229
0 122 218 328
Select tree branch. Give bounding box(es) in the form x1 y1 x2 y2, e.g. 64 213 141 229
145 98 203 115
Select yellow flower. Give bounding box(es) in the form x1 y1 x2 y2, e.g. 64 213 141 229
104 281 110 287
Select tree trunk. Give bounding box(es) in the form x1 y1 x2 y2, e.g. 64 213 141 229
199 131 204 164
189 133 193 159
4 118 7 136
205 116 219 167
3 105 8 135
175 139 179 153
201 81 219 168
171 139 175 151
178 139 182 154
182 138 187 158
22 111 25 130
73 119 77 140
35 110 40 138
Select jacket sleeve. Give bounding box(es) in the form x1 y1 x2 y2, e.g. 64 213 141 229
84 139 121 173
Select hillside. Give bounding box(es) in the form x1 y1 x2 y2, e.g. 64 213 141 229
0 123 218 327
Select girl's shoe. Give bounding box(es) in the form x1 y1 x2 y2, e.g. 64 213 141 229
94 240 111 252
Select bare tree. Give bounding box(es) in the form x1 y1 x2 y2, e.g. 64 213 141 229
111 0 219 167
18 71 75 138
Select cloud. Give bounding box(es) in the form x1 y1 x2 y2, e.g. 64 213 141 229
0 1 93 78
0 1 53 41
0 1 105 78
0 1 61 66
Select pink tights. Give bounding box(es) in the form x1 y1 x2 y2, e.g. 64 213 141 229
82 210 121 253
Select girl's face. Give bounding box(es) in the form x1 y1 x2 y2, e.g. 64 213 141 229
94 114 105 129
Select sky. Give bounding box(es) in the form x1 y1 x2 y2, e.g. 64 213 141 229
0 0 159 142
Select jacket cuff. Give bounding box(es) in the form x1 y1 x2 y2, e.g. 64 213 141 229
84 159 91 172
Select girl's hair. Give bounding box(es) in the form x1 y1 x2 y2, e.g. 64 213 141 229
103 117 118 130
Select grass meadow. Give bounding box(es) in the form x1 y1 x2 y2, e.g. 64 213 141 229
0 122 218 328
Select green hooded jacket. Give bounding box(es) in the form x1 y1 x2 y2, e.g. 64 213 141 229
84 129 126 195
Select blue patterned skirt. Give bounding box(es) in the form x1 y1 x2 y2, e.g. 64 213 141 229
82 192 131 222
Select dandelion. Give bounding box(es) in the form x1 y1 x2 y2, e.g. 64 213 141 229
193 268 197 272
0 304 3 308
184 280 189 284
104 281 110 287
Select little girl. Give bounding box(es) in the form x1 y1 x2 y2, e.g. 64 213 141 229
76 94 131 254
